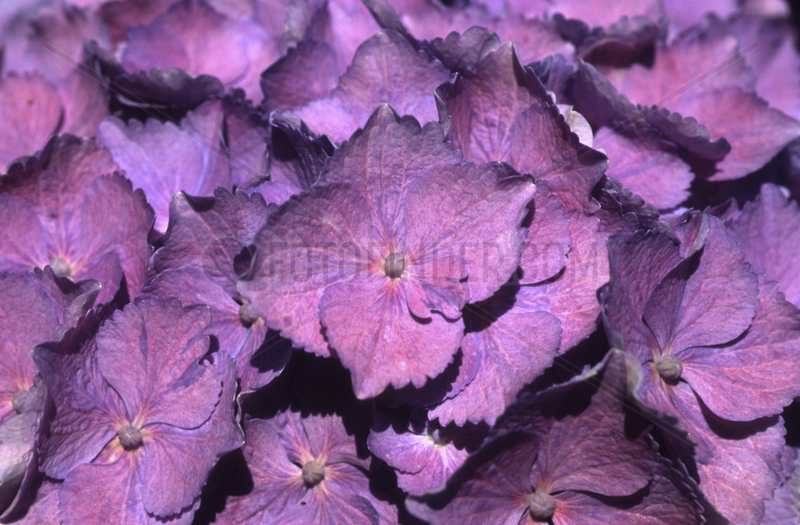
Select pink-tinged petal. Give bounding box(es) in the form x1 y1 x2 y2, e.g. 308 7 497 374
729 183 800 307
430 287 561 426
679 89 800 181
0 74 62 171
1 4 109 85
221 93 270 187
643 214 758 354
58 456 190 525
595 127 693 210
97 100 231 233
644 379 784 525
320 276 464 399
368 421 472 494
297 29 451 143
523 217 608 353
217 418 306 524
438 43 607 213
763 446 799 525
519 187 571 285
238 183 377 356
301 413 365 468
492 15 575 65
140 355 242 517
121 0 250 87
96 299 220 430
402 161 535 304
59 57 110 139
612 31 754 106
681 279 800 421
0 196 48 275
33 314 126 480
406 433 536 525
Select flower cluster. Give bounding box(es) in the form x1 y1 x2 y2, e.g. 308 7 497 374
1 0 800 524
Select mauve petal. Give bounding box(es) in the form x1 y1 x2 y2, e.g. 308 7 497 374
301 413 364 467
595 127 692 210
402 161 534 304
729 183 800 307
96 299 220 430
430 286 561 426
406 433 536 525
122 0 250 86
438 43 607 213
238 183 377 356
0 74 62 171
97 100 231 233
643 215 758 354
644 380 784 525
260 39 340 112
523 217 608 353
681 279 800 421
320 276 464 399
296 29 450 143
59 458 153 525
0 196 48 274
519 187 571 285
34 316 126 479
140 356 242 517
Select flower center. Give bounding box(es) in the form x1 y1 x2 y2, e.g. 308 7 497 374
118 424 144 451
238 302 260 327
50 256 73 278
302 459 326 487
528 491 556 520
11 388 29 413
384 252 405 279
655 354 682 382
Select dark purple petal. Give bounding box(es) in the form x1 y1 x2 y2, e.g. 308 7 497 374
260 39 340 112
437 43 607 213
96 299 220 430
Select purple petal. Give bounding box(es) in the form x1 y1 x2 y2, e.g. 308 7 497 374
519 187 571 285
438 43 607 212
320 276 464 399
0 74 61 171
96 299 220 430
681 279 800 421
729 183 800 307
296 29 451 143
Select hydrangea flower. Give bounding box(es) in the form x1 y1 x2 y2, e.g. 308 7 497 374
218 410 397 524
239 104 536 398
34 298 243 524
601 212 800 524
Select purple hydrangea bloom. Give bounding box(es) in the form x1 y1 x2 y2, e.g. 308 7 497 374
602 212 800 524
34 298 243 524
239 104 536 398
218 410 397 524
408 349 706 524
0 135 153 304
144 188 292 392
